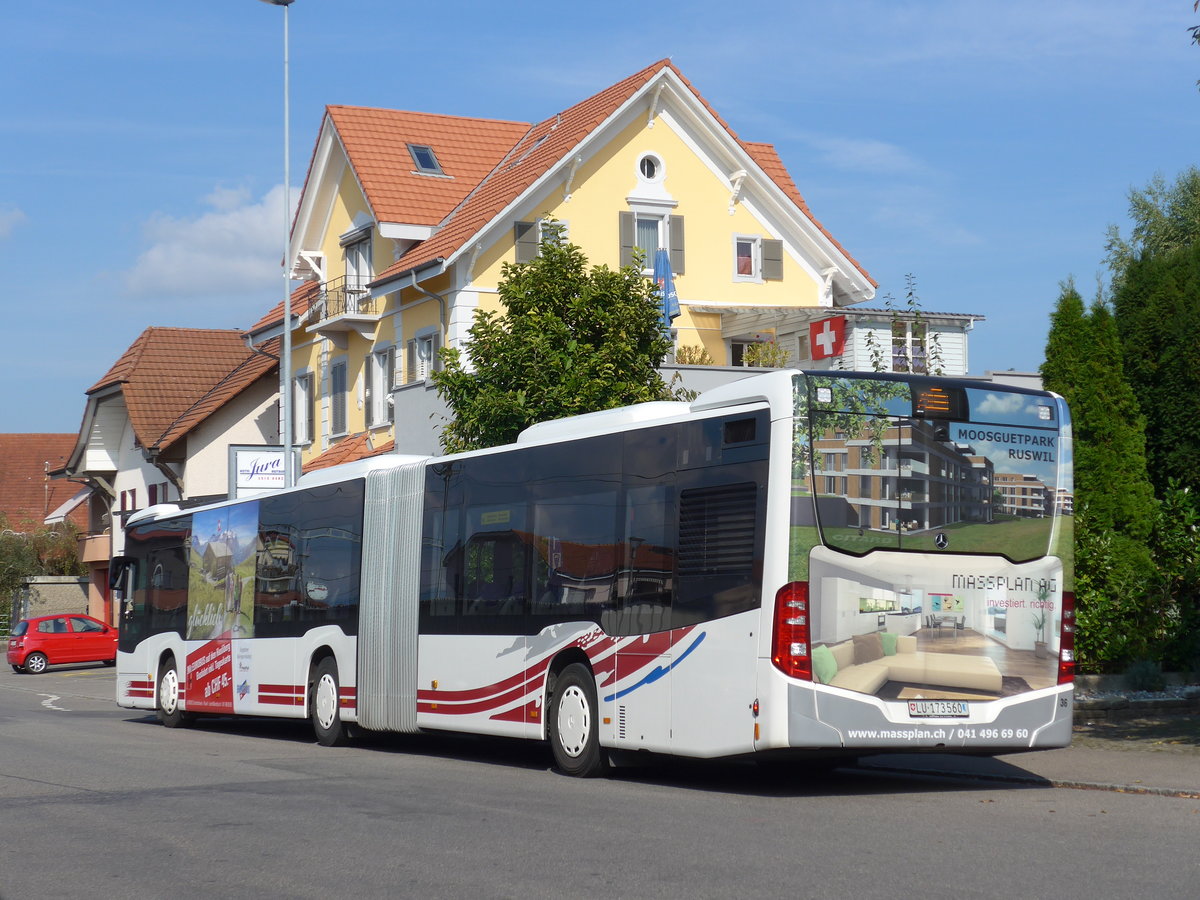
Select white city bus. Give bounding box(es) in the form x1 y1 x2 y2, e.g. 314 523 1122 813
112 369 1074 776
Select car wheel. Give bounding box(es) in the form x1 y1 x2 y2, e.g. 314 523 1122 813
310 657 348 747
549 663 608 777
157 657 192 728
102 658 116 667
24 652 48 675
11 664 24 674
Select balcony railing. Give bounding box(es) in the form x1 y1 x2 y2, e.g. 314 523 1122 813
318 275 376 319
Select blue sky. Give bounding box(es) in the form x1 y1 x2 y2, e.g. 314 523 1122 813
3 1 1198 434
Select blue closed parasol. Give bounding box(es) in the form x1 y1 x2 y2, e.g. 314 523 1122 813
653 248 680 332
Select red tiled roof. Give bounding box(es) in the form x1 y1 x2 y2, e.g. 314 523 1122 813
154 336 280 452
373 59 873 287
374 59 669 282
303 433 395 473
0 434 88 530
88 328 274 452
328 106 530 227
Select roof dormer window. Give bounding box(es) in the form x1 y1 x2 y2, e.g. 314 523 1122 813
408 144 444 175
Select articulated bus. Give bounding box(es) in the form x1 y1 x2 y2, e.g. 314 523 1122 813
112 369 1074 776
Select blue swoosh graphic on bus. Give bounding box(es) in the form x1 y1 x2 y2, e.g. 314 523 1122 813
603 631 706 702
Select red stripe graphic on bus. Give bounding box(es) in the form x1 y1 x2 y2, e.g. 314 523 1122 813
415 626 696 720
252 683 357 709
258 684 305 707
126 678 154 700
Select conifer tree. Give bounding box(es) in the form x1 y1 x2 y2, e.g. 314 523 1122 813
1041 282 1158 670
1112 241 1200 496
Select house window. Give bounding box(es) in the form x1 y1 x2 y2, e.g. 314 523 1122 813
796 332 811 362
730 340 765 367
734 236 760 281
407 330 441 383
330 360 348 436
734 236 783 282
891 321 928 374
619 211 684 274
119 489 136 513
514 220 569 264
638 154 662 182
408 144 444 175
635 214 663 268
147 482 169 506
293 371 315 445
366 346 396 428
344 237 371 298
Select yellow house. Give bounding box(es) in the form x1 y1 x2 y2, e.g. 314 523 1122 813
249 59 877 467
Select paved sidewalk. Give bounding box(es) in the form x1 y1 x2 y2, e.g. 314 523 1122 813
858 722 1200 797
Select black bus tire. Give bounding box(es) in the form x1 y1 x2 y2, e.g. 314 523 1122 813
310 657 348 747
549 663 608 777
157 656 193 728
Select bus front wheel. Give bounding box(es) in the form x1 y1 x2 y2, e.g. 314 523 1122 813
157 656 193 728
549 663 608 777
310 657 348 747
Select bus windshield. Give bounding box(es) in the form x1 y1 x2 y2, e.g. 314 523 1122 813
792 373 1071 563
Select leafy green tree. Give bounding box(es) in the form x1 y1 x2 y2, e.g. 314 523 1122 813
1105 167 1200 293
1112 240 1200 496
432 225 676 453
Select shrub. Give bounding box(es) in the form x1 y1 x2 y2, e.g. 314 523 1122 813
673 344 715 365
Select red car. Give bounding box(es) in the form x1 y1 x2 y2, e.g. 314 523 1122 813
7 614 118 674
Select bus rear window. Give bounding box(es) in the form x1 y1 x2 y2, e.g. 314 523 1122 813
792 374 1070 563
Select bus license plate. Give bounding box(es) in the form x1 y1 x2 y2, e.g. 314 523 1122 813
908 700 969 718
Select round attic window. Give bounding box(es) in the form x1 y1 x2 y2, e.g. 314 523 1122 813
638 153 663 182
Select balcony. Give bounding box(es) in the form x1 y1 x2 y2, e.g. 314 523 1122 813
306 275 382 348
77 532 112 565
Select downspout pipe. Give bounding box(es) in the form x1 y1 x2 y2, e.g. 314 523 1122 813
409 269 447 336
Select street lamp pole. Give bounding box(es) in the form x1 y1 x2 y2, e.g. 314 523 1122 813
258 0 296 488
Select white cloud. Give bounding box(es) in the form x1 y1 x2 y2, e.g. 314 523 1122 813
0 206 27 239
868 185 984 248
975 392 1028 415
122 184 290 300
803 135 930 177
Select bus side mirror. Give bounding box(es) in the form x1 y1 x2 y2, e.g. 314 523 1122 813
109 556 134 594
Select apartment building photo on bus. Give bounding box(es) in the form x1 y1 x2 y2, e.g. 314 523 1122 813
811 418 999 535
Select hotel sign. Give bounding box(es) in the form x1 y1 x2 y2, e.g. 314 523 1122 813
228 445 297 498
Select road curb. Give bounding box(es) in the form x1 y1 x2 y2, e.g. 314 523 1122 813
855 761 1200 800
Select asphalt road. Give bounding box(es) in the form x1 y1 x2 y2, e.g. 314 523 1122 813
1 664 1197 899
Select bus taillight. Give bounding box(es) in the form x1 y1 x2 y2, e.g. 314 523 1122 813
1057 591 1076 685
771 582 811 680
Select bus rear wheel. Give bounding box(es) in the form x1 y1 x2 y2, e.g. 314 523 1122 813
549 663 608 777
310 657 348 747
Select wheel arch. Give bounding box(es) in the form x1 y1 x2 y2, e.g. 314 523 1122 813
542 647 594 739
307 643 339 682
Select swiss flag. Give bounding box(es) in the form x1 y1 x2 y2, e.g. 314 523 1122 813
810 316 847 360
